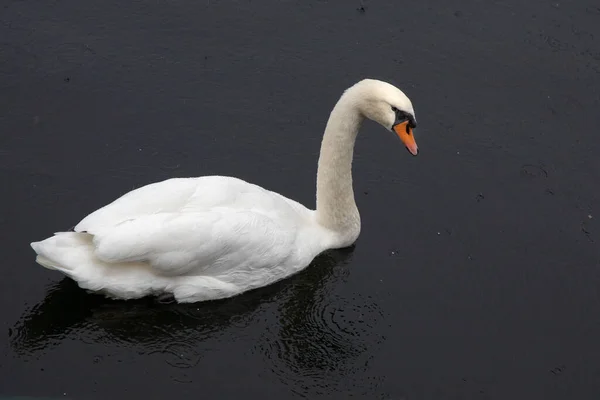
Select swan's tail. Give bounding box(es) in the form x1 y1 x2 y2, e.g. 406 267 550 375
30 232 168 300
30 232 241 303
30 232 95 276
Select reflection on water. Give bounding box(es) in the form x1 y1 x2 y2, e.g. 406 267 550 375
10 246 388 397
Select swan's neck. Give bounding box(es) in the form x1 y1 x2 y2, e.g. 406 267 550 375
315 95 363 246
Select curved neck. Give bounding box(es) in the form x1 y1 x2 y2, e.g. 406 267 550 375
315 95 363 243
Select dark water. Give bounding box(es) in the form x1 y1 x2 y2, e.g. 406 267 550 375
2 0 600 398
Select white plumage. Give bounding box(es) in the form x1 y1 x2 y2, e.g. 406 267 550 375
30 79 418 303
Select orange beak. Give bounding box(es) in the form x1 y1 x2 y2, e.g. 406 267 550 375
393 121 418 156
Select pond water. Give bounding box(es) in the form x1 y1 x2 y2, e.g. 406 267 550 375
1 0 600 398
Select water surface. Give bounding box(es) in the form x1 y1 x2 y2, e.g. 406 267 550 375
1 0 600 398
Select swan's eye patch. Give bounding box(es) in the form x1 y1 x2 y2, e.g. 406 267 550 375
391 107 417 131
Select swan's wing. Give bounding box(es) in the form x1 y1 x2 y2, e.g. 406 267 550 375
75 176 291 233
90 210 297 277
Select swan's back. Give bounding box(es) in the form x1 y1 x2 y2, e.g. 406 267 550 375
76 176 308 233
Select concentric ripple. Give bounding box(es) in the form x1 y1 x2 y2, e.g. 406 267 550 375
257 252 388 397
148 341 201 369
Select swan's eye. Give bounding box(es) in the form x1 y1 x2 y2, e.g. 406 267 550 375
391 106 399 113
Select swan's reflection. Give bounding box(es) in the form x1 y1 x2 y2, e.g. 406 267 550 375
11 246 387 396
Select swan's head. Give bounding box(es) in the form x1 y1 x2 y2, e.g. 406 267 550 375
347 79 418 156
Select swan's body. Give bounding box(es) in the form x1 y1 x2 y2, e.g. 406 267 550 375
30 78 419 303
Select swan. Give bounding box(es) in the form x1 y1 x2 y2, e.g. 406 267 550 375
30 78 419 303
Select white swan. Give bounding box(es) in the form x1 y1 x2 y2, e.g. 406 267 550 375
30 78 419 303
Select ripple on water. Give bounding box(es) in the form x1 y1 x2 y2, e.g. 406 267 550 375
259 286 388 396
520 164 548 179
148 341 201 369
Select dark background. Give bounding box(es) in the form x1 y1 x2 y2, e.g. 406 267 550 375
2 0 600 398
